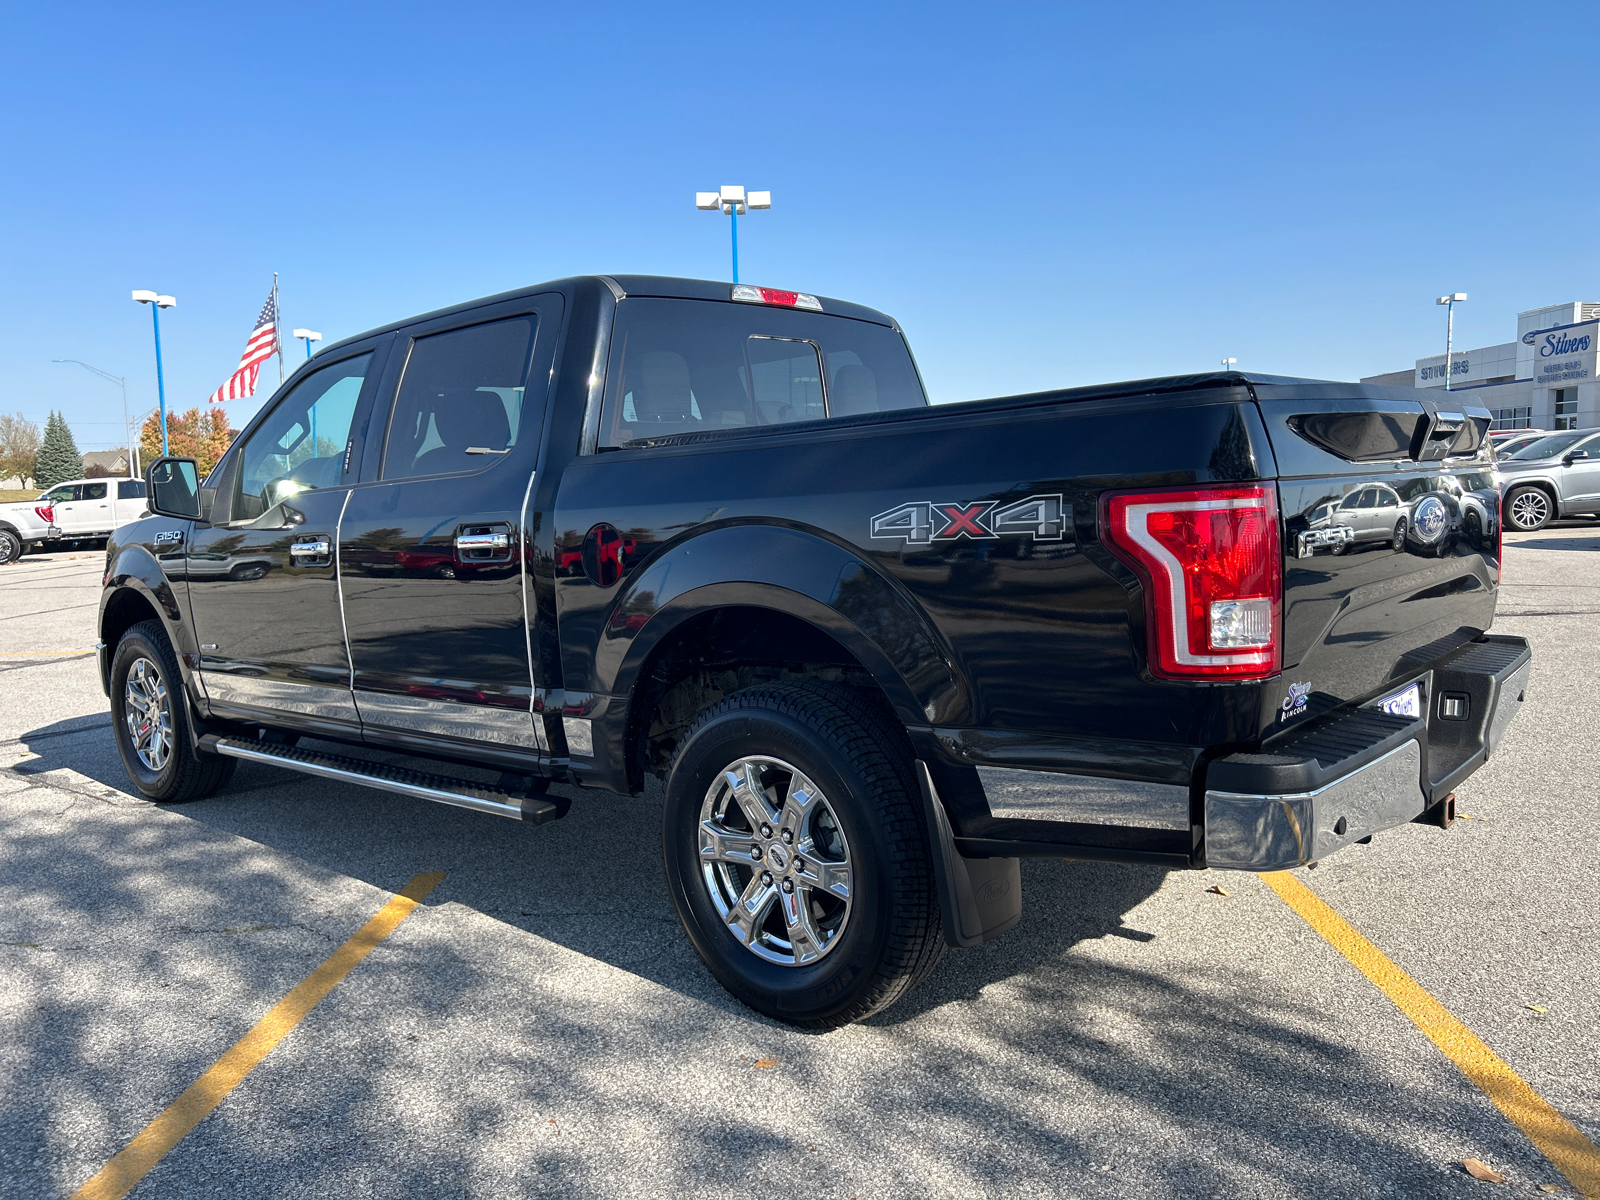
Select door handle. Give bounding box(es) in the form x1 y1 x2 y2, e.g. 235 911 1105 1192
289 537 332 561
455 531 510 553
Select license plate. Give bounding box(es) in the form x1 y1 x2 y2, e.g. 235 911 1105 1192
1378 683 1421 719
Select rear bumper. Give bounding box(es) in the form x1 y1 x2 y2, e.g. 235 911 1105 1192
1202 634 1531 871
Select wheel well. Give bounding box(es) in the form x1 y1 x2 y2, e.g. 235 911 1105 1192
101 588 162 654
626 606 894 791
1505 480 1558 507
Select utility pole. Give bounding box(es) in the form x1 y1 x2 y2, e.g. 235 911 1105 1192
1436 293 1467 391
52 359 138 478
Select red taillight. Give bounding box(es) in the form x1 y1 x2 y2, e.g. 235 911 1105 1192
35 505 53 523
1100 484 1282 680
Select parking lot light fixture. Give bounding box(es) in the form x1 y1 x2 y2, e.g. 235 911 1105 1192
696 186 771 283
133 290 177 455
1436 293 1467 392
292 328 323 360
1221 357 1238 372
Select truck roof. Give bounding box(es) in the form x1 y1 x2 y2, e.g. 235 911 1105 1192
319 275 900 360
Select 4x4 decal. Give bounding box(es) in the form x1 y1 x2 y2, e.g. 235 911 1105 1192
869 494 1064 545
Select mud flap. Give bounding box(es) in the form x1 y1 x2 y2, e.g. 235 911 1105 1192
915 759 1022 948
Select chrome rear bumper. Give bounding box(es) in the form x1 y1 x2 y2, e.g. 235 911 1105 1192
1204 741 1424 870
1202 634 1531 871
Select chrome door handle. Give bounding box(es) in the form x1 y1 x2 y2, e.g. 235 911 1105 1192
289 537 332 559
455 531 510 552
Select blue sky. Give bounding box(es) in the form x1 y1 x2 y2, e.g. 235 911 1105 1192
4 1 1598 449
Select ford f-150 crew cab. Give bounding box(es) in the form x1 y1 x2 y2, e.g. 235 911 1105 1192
99 275 1530 1028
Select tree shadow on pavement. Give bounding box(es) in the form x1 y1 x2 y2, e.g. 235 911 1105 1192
6 717 1553 1199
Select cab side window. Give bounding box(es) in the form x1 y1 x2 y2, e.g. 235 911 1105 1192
234 352 371 523
41 485 77 503
382 317 535 480
83 482 108 500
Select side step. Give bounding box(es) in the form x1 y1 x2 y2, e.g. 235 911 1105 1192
198 735 564 824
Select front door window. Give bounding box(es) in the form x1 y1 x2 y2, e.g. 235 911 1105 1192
234 353 371 523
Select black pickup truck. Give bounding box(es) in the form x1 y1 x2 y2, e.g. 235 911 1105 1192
100 275 1530 1028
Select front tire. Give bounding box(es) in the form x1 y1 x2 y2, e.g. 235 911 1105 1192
1391 519 1407 552
662 681 944 1030
1505 485 1553 532
110 620 235 802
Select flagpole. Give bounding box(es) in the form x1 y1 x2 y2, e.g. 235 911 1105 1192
273 272 283 385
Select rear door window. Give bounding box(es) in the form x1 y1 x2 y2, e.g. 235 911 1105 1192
82 482 108 500
599 298 926 448
382 317 536 479
118 480 147 500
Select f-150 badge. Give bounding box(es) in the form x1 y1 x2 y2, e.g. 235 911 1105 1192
870 495 1064 544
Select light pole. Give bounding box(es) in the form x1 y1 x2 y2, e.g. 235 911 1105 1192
695 186 771 282
1221 357 1238 372
1436 293 1467 392
52 359 139 478
292 328 322 360
292 329 324 449
132 290 177 454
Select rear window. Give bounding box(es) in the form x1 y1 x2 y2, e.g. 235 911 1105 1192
598 298 926 448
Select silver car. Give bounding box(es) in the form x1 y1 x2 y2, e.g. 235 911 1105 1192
1326 482 1408 552
1498 428 1600 531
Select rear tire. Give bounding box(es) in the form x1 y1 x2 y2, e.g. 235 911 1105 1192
0 530 21 565
110 620 235 802
1505 485 1553 532
661 680 944 1030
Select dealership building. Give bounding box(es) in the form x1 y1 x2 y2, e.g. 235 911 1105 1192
1361 301 1600 431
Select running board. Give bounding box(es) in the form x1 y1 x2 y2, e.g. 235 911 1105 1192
198 734 563 824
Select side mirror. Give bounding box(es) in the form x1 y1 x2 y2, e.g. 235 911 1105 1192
147 457 202 519
1563 450 1590 465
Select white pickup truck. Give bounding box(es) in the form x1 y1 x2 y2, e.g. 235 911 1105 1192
0 477 149 563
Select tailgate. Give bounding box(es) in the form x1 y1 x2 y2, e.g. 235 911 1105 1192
1254 386 1501 733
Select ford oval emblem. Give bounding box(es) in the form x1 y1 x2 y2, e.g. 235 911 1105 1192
1413 495 1449 543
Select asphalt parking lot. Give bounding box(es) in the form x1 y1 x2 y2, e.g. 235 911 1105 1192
2 528 1598 1200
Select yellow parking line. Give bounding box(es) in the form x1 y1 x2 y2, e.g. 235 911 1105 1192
1262 870 1600 1198
70 871 446 1200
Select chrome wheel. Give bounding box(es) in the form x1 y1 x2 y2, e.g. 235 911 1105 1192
123 657 173 771
698 756 854 966
1509 490 1551 531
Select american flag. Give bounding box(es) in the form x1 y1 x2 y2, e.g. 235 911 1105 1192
207 288 278 404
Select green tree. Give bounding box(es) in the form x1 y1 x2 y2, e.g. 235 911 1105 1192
35 411 84 488
0 413 41 487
